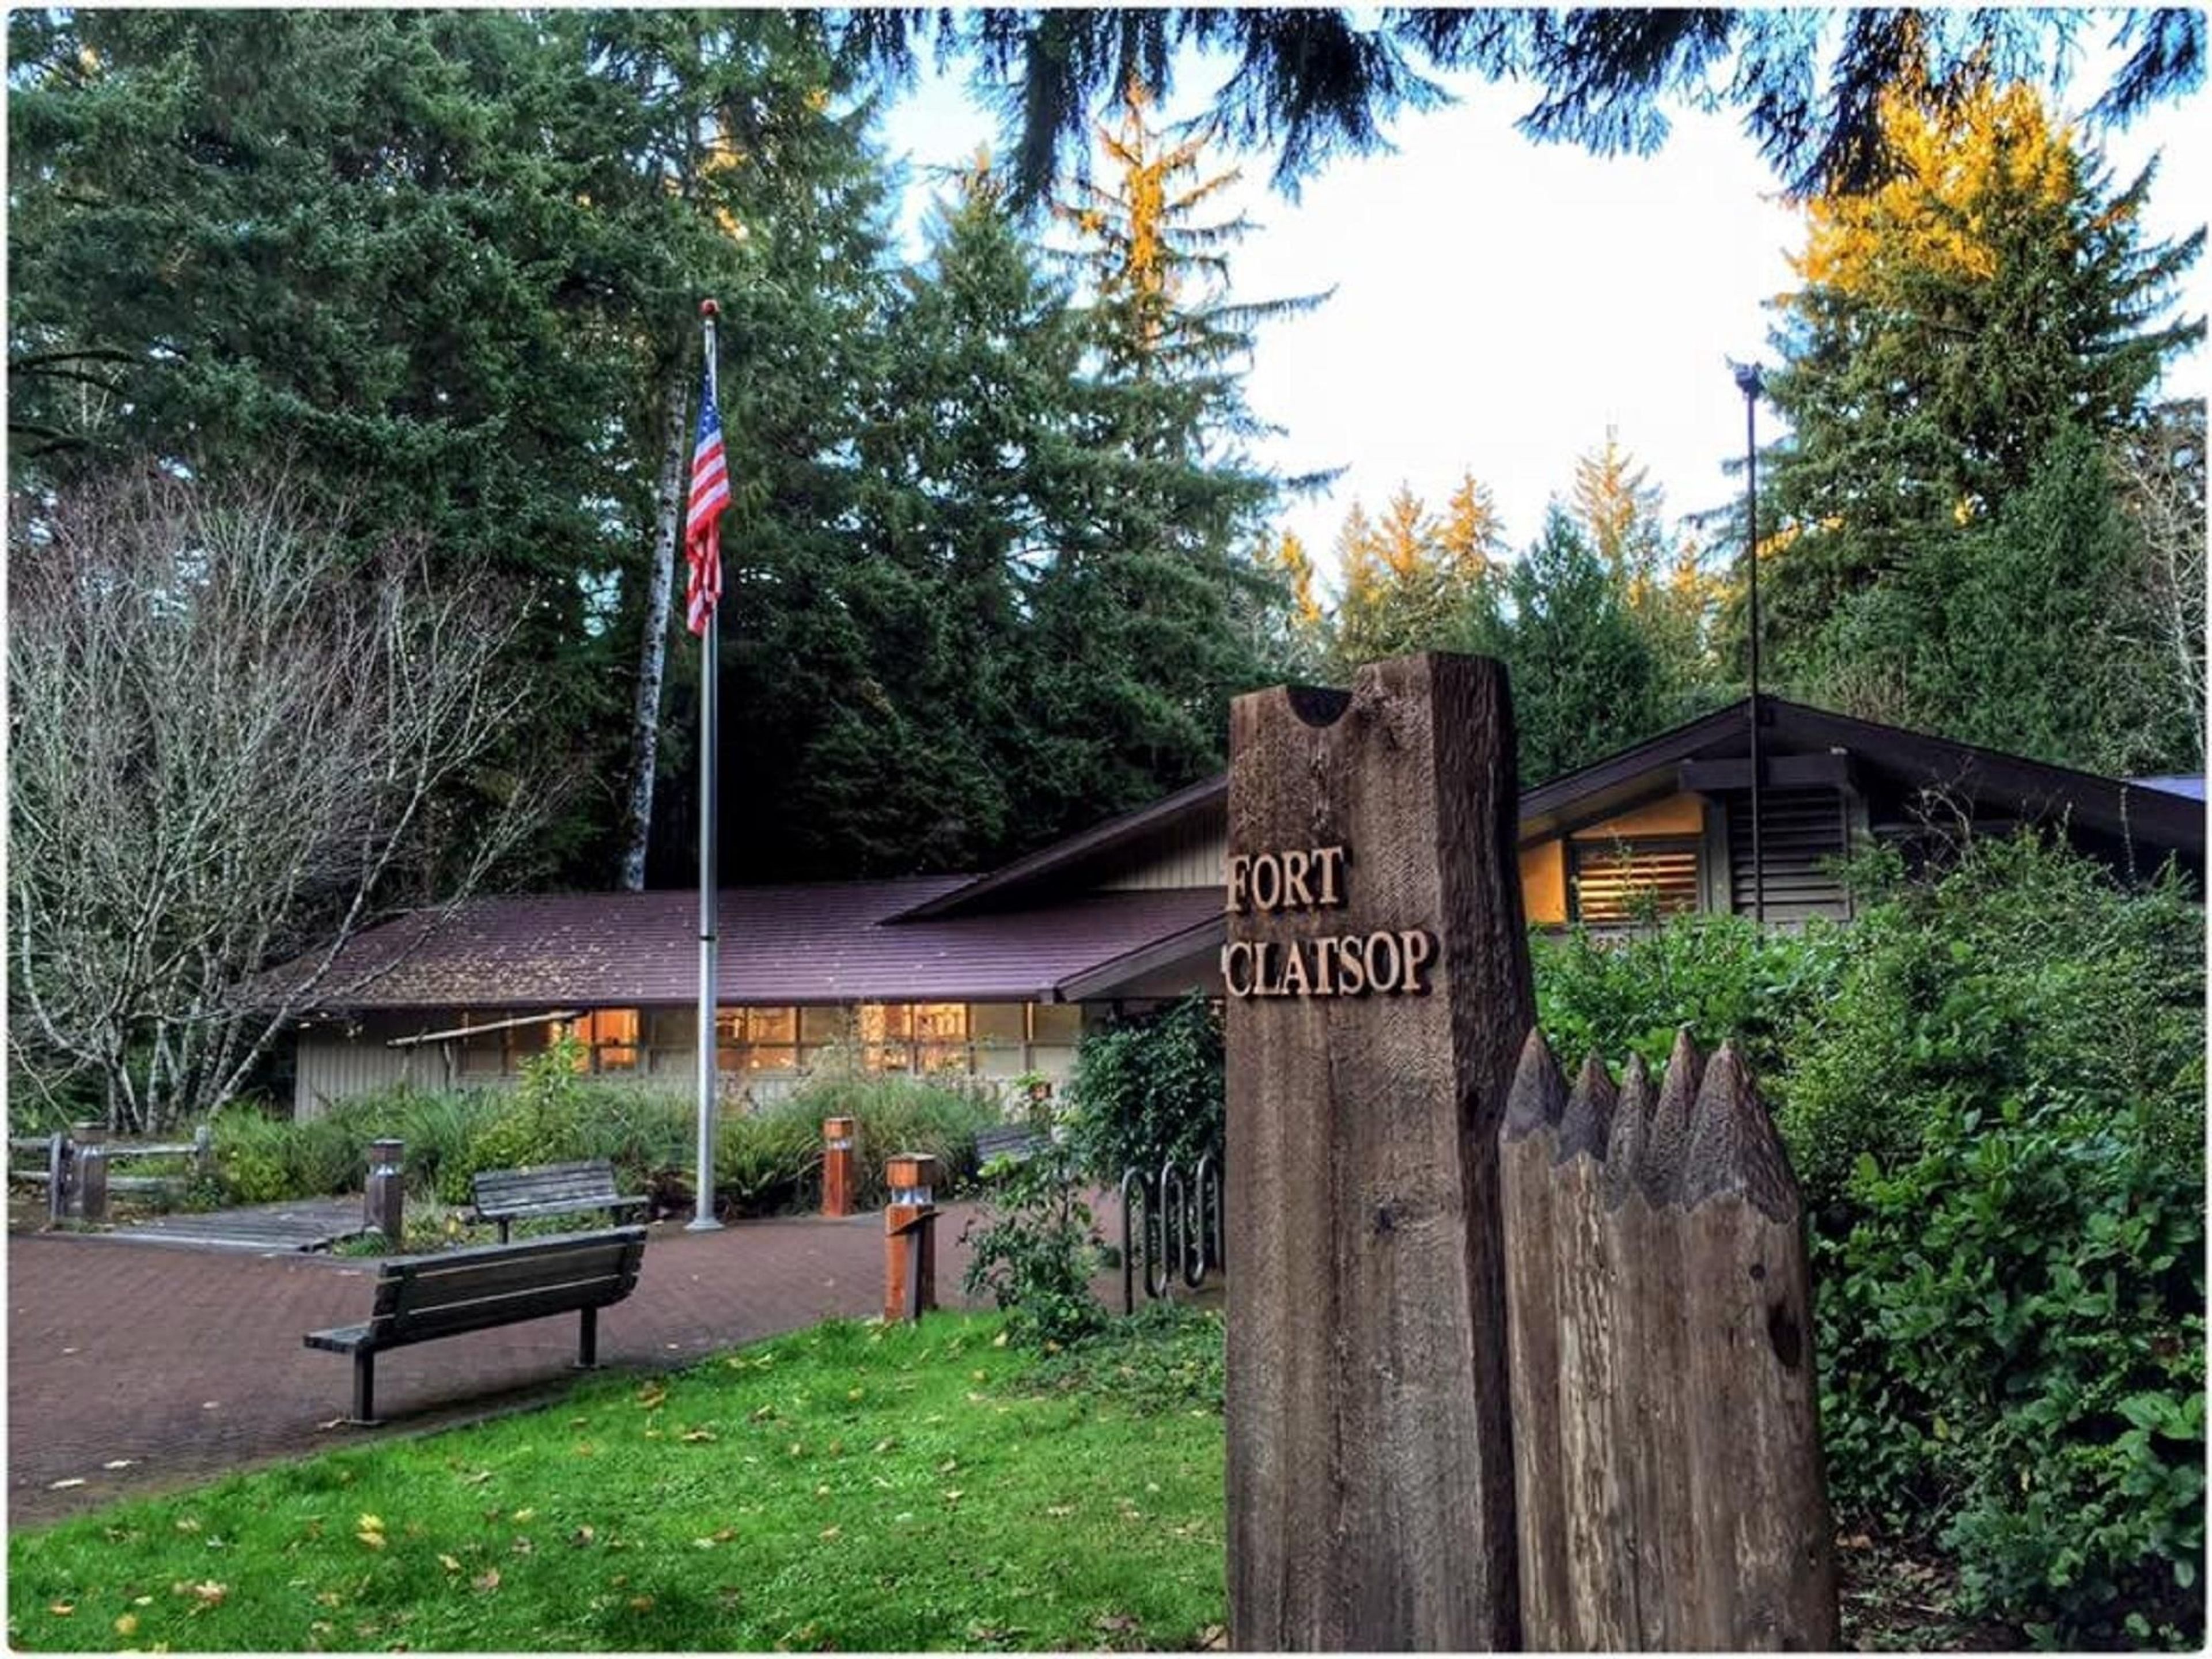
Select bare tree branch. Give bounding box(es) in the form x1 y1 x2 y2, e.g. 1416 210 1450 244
7 469 544 1130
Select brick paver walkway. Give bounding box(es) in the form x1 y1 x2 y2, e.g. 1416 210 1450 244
7 1203 1021 1528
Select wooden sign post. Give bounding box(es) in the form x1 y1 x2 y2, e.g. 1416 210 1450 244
1225 653 1533 1651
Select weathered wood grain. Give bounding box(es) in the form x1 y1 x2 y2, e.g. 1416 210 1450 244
1226 653 1529 1652
1676 1043 1839 1650
1501 1030 1570 1649
1500 1029 1836 1652
1555 1056 1630 1652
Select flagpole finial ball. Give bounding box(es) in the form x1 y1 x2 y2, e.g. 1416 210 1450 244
699 298 720 317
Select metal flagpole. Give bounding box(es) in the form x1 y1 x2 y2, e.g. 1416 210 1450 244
690 298 725 1232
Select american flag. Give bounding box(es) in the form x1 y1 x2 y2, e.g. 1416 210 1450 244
684 358 729 636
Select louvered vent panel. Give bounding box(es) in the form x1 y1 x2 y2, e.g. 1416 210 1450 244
1570 838 1703 926
1729 788 1850 922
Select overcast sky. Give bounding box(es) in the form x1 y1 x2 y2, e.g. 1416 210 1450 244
876 52 2208 591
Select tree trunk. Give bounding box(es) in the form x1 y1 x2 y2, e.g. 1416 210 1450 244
617 365 691 892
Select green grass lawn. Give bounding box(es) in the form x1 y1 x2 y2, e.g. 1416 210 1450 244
7 1313 1228 1652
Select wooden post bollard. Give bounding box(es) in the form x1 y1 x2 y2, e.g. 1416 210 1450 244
47 1130 70 1226
1225 653 1532 1651
822 1117 855 1219
70 1122 107 1224
192 1123 215 1183
365 1137 405 1241
882 1153 938 1322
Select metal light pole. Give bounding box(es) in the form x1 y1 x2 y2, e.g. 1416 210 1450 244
1733 361 1766 928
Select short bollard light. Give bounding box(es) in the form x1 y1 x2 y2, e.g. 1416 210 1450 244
70 1122 108 1225
821 1116 856 1219
365 1137 406 1242
882 1152 940 1323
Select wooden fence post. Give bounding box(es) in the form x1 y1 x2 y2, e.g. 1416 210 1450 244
1501 1031 1571 1647
1225 653 1530 1651
1676 1044 1839 1649
1498 1030 1836 1651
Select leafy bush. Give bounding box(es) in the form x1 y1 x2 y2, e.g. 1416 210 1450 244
960 1139 1109 1346
1778 836 2204 1209
1818 1095 2204 1646
1063 993 1224 1182
440 1037 594 1202
208 1103 297 1204
1531 908 1839 1082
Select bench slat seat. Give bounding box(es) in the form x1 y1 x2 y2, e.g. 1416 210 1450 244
469 1158 646 1242
304 1226 646 1425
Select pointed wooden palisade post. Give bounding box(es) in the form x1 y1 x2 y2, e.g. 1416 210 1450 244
1498 1029 1838 1652
1225 652 1531 1652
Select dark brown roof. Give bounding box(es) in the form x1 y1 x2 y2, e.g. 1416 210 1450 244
1518 696 2206 859
891 774 1229 920
281 880 1224 1013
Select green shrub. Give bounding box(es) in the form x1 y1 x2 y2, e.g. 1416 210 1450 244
439 1037 595 1203
1778 836 2205 1209
713 1100 825 1217
1063 993 1223 1183
208 1104 296 1205
1818 1096 2204 1646
1531 908 1838 1082
960 1138 1109 1346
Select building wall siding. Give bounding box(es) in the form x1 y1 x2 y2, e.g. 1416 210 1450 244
1100 822 1229 892
294 1013 447 1119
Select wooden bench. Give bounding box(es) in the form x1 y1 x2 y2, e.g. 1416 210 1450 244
974 1124 1050 1168
304 1226 647 1425
469 1158 647 1243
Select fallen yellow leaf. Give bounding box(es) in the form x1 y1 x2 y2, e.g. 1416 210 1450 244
115 1613 139 1636
355 1514 384 1533
509 1508 535 1524
48 1602 74 1617
355 1531 386 1550
628 1595 655 1612
190 1582 227 1605
818 1525 841 1541
438 1555 461 1574
680 1429 717 1443
471 1570 500 1593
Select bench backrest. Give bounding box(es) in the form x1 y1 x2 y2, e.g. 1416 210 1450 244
471 1158 622 1215
975 1126 1047 1163
366 1226 647 1344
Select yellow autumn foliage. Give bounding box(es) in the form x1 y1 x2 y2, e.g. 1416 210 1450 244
1797 81 2087 294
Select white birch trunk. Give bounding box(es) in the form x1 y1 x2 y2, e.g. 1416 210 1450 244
618 366 691 892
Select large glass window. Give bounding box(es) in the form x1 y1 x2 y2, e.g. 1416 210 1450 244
859 1003 972 1073
710 1007 804 1073
567 1009 640 1072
